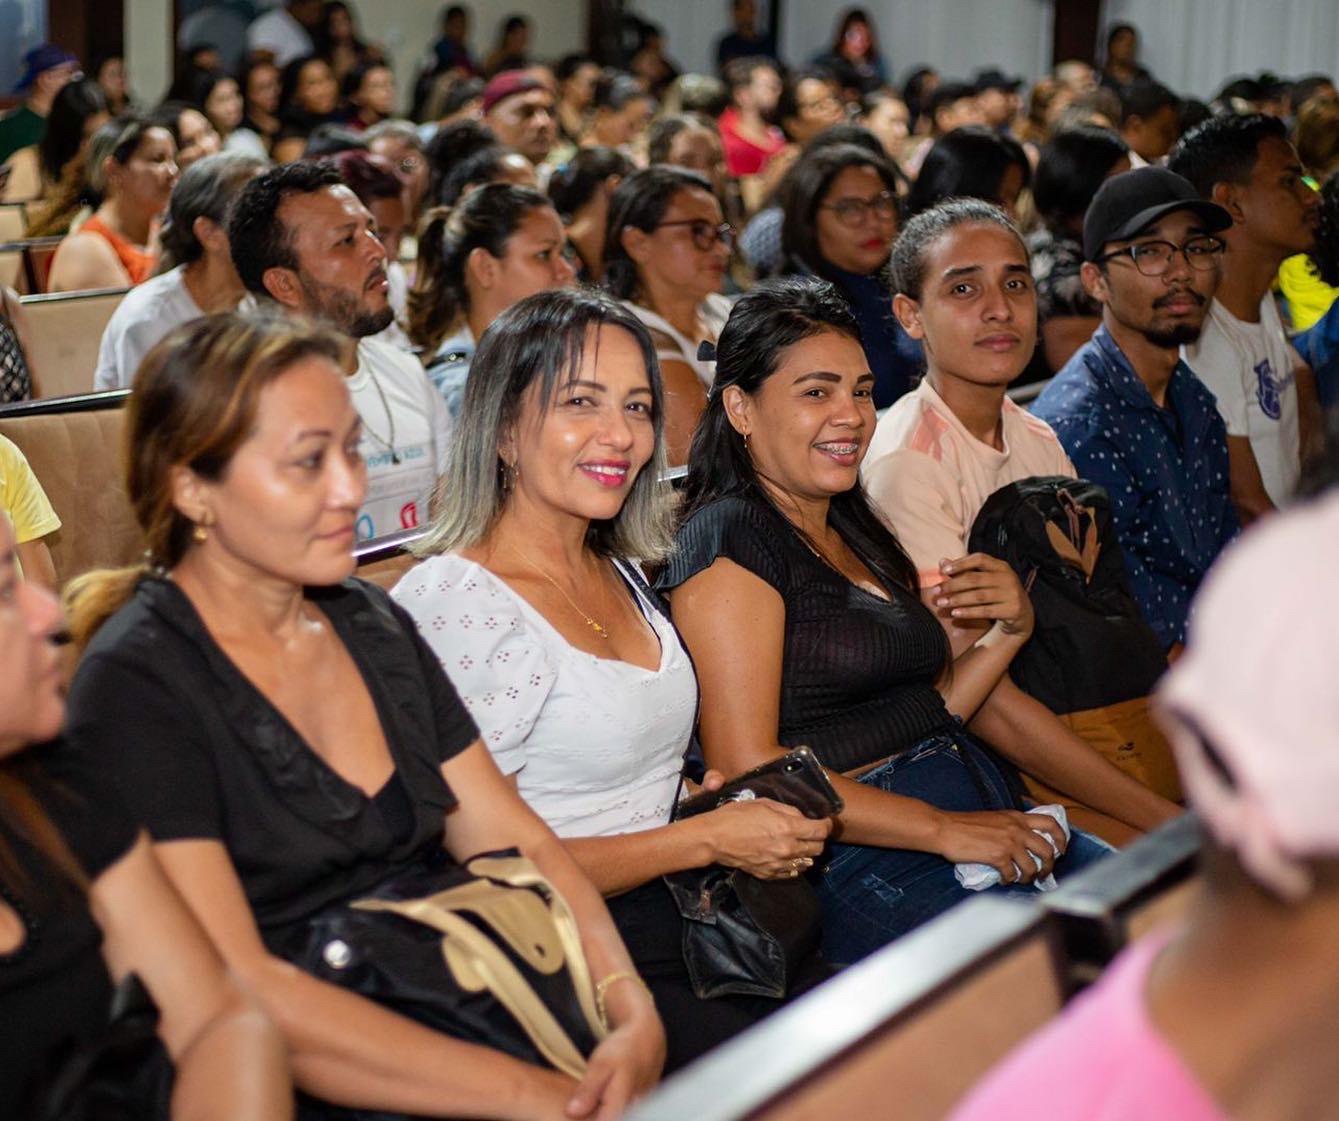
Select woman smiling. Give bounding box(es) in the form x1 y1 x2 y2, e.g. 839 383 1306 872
657 276 1112 963
395 287 832 1070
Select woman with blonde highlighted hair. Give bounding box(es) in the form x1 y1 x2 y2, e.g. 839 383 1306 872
396 286 832 1072
63 310 664 1120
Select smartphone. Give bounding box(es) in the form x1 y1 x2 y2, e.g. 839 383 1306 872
673 746 843 821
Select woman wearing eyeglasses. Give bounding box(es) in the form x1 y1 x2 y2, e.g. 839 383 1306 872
604 166 734 466
775 143 921 408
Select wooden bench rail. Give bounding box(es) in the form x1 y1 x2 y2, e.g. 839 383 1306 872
1042 811 1201 986
626 896 1059 1121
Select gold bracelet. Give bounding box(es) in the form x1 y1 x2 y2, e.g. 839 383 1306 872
594 970 651 1027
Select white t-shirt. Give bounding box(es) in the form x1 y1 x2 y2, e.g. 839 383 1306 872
392 554 697 838
625 293 732 388
370 260 414 353
1183 296 1300 507
246 7 314 67
93 266 203 391
349 337 451 542
863 377 1075 588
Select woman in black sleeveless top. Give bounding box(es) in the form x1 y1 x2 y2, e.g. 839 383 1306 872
657 276 1111 962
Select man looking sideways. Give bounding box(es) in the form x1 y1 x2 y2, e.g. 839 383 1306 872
1033 167 1239 652
228 161 451 542
1170 113 1324 523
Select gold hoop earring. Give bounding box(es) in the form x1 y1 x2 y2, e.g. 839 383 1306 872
192 524 209 543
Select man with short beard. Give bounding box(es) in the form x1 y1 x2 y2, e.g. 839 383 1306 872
1033 167 1239 650
228 161 451 542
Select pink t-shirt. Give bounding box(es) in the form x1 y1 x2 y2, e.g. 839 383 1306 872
863 378 1075 588
947 932 1230 1121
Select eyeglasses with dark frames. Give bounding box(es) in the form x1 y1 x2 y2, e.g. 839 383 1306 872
1097 234 1226 277
820 191 898 228
654 219 737 252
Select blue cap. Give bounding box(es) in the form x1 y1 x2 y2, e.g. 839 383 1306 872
14 44 78 94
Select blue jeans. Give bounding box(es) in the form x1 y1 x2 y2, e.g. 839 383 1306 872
817 729 1113 964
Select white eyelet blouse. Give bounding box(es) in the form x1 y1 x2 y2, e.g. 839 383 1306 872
392 553 698 838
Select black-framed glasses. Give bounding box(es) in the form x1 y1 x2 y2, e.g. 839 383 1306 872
655 219 736 252
1097 234 1226 277
820 191 898 228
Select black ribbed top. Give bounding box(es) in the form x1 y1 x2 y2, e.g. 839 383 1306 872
658 496 955 774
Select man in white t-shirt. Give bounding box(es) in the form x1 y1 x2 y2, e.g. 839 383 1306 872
1170 112 1323 523
227 162 451 542
246 0 321 67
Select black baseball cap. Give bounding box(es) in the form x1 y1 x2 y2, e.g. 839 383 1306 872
974 68 1023 94
1083 166 1232 262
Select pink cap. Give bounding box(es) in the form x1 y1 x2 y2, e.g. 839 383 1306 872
1156 491 1339 900
481 71 544 115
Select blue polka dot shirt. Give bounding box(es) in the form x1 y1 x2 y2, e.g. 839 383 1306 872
1031 325 1239 648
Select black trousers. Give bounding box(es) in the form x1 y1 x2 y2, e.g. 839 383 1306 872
605 879 833 1073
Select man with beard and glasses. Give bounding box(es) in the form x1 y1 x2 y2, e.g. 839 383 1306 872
228 161 451 541
1170 113 1324 525
1033 168 1239 651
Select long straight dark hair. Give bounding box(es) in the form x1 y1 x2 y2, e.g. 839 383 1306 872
682 275 919 594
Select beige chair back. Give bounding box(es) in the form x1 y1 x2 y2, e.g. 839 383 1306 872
21 288 127 398
0 247 19 289
0 394 142 585
1 146 43 204
628 898 1066 1121
0 203 26 240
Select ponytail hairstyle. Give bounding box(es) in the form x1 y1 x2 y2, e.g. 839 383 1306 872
157 150 266 271
683 274 921 596
407 182 553 354
85 114 167 206
437 143 531 208
64 311 344 652
546 145 632 223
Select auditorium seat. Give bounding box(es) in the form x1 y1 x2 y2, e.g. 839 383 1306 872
0 391 142 585
0 146 42 204
1042 812 1201 986
20 288 128 397
627 896 1068 1121
0 203 27 241
0 244 20 289
0 236 71 294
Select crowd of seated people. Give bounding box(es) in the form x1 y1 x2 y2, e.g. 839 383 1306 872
3 4 1339 1116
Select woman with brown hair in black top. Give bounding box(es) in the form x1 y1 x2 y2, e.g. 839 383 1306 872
657 276 1112 963
0 509 293 1119
61 312 663 1119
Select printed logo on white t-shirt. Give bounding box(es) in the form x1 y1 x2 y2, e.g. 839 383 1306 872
1253 357 1289 421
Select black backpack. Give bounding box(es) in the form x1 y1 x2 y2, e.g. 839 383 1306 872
967 476 1181 805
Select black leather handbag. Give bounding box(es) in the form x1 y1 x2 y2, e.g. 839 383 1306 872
663 748 843 1000
292 849 607 1119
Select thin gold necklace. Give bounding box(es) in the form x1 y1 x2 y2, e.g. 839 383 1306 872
509 544 611 640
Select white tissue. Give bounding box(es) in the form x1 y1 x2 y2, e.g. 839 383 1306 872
954 803 1071 892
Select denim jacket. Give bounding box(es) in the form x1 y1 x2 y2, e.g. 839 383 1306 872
1031 325 1238 648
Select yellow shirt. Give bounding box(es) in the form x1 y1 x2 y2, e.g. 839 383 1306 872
1278 254 1339 331
0 434 60 544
